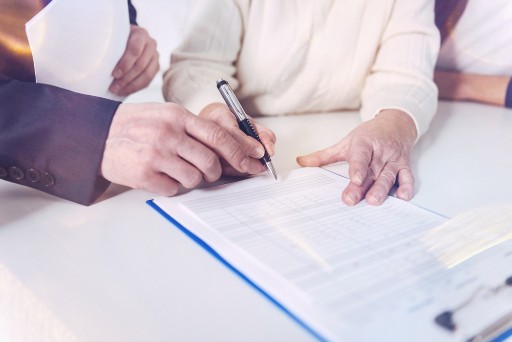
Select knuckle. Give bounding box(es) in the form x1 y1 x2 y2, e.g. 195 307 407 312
165 103 189 124
167 102 188 115
135 167 154 190
201 151 220 171
150 127 169 145
207 125 229 146
141 148 158 164
380 169 396 186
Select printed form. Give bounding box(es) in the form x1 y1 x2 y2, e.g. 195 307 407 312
152 167 512 341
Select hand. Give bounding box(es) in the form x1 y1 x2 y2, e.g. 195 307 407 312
297 109 417 206
109 25 159 96
101 103 259 196
198 102 276 176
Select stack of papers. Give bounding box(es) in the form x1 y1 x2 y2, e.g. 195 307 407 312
25 0 129 100
149 167 512 341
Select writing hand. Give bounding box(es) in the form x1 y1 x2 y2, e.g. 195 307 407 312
198 102 276 176
101 103 257 196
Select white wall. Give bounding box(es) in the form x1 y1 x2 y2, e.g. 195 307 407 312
127 0 191 102
132 0 191 71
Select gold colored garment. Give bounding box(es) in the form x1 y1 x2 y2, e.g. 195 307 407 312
0 0 46 81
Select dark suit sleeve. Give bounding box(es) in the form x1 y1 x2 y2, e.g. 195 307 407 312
0 80 120 205
128 0 138 25
506 78 512 108
435 0 468 44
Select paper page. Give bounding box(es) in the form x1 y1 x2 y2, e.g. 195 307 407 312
152 167 512 341
25 0 129 101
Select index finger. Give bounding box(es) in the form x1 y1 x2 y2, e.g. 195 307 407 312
112 27 146 79
252 120 276 156
185 116 251 173
203 105 266 159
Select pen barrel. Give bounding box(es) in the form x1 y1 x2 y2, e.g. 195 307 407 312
238 119 271 163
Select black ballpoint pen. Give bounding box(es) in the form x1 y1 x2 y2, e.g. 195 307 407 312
216 79 278 180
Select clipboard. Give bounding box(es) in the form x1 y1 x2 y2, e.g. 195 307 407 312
435 276 512 341
147 167 512 341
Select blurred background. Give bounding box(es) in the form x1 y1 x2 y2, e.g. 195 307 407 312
128 0 191 102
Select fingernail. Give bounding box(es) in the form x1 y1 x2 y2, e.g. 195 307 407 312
400 190 411 200
296 156 307 166
268 144 275 156
113 69 123 78
254 146 264 158
344 193 356 206
370 193 381 204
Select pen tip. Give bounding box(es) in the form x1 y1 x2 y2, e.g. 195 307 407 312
266 162 278 180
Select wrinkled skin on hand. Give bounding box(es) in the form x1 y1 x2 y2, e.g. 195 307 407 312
198 102 276 176
297 109 417 206
101 102 268 196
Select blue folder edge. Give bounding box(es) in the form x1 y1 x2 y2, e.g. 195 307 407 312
147 199 328 342
493 328 512 342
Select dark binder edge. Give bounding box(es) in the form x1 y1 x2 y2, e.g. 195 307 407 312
147 199 328 342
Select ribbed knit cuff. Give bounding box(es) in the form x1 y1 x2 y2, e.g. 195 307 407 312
505 78 512 108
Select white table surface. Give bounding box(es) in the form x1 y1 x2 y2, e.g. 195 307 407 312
1 85 511 341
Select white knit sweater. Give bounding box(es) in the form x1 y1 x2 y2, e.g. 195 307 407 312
164 0 440 137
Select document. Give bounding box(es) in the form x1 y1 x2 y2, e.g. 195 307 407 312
149 167 512 341
25 0 129 101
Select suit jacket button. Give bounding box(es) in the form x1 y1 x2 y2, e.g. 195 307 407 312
41 172 55 187
8 166 24 180
26 168 41 183
0 166 7 178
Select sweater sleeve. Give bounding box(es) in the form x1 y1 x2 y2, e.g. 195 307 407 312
360 0 440 140
162 0 246 114
0 80 119 205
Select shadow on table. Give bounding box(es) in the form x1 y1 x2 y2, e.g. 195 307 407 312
0 183 133 228
411 101 456 193
94 183 131 203
0 186 59 227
